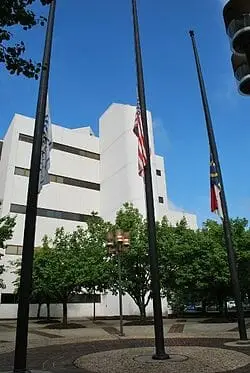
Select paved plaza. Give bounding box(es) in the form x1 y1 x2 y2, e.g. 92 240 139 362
0 318 250 372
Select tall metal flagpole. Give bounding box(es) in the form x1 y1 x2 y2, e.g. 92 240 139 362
132 0 169 359
189 30 247 341
13 2 56 372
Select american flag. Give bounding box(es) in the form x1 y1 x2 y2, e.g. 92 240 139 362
210 155 223 218
133 101 147 177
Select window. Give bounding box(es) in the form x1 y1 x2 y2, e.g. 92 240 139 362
68 293 101 304
5 245 23 255
19 134 100 160
10 204 93 223
1 293 18 304
0 140 3 160
15 167 30 177
156 169 161 176
14 167 100 191
158 196 164 204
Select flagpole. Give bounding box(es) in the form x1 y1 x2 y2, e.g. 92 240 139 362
131 0 168 359
189 30 247 341
13 1 56 372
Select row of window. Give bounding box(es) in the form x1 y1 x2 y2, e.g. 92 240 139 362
15 167 100 191
19 134 100 161
19 134 163 176
0 140 3 161
0 293 101 304
5 245 23 255
10 204 92 222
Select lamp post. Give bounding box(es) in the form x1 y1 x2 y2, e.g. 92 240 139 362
223 0 250 95
106 230 130 336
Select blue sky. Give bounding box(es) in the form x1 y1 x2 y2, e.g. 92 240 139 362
1 0 250 225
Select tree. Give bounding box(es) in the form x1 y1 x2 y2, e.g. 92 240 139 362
230 218 250 302
31 228 87 326
77 214 112 321
158 217 205 313
0 215 16 289
110 203 151 320
31 237 56 320
159 217 250 316
0 0 52 78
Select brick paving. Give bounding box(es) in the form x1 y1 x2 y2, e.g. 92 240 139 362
168 323 185 333
0 338 250 373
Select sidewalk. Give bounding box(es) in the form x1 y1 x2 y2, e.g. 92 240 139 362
1 319 250 373
0 317 250 354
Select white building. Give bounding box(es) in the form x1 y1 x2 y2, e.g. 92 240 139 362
0 103 197 319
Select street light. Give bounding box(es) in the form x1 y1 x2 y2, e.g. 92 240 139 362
106 230 130 336
231 53 250 95
223 0 250 94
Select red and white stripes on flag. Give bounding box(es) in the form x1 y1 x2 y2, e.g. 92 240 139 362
133 101 147 177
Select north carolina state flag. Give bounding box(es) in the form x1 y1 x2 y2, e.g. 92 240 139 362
210 155 223 218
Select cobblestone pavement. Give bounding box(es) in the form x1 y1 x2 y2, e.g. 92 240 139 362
0 338 250 373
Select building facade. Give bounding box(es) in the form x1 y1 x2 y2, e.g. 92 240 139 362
0 103 197 319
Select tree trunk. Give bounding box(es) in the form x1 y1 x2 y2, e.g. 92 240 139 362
224 300 228 318
202 300 207 315
218 296 224 316
46 303 50 321
37 303 42 319
62 300 68 327
93 290 96 322
139 303 146 321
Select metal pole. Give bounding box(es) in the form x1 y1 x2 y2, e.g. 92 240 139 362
189 30 247 341
131 0 168 359
13 2 56 372
117 247 124 336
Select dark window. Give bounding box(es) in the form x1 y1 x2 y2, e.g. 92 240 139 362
10 204 92 223
14 167 100 191
0 140 3 160
19 133 100 160
68 293 101 304
19 134 33 144
158 196 164 204
1 293 18 304
5 245 23 255
156 169 161 176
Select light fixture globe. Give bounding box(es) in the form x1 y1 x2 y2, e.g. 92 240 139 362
231 53 250 95
223 0 250 55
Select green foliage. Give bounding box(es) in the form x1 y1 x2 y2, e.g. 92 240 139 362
110 203 151 319
0 215 16 247
159 216 250 314
80 213 112 294
26 214 111 325
0 0 52 78
0 215 16 289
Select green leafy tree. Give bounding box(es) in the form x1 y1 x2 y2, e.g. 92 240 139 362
110 203 151 320
159 217 250 315
31 237 56 320
158 217 205 313
78 214 112 320
31 228 87 326
230 218 250 302
0 0 52 78
0 216 16 289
